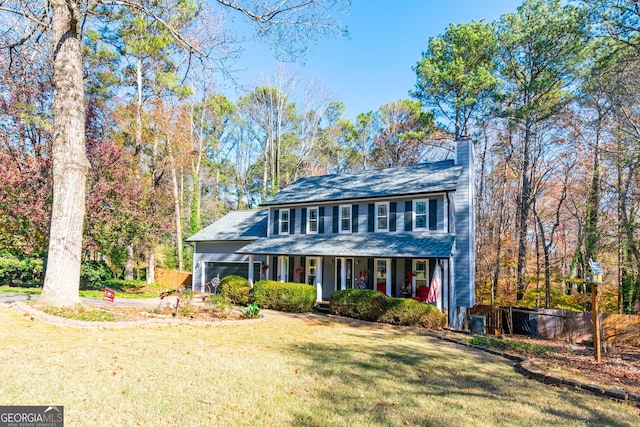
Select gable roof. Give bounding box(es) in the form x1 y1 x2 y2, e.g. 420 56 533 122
236 232 455 258
186 210 267 242
261 160 461 206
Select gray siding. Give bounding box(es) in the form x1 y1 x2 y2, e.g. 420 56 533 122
454 139 475 309
192 241 266 291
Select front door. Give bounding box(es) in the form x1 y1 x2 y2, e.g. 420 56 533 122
413 259 428 296
336 258 354 290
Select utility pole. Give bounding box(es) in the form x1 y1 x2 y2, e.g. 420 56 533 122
588 259 604 363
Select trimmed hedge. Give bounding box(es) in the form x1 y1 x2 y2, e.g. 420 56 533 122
330 289 446 329
0 253 43 288
219 275 251 306
253 280 316 313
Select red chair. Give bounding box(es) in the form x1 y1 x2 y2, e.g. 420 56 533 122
377 283 386 294
412 286 429 302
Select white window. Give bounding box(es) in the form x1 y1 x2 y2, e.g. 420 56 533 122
280 209 290 234
307 207 318 234
339 205 351 233
375 202 389 232
414 200 428 230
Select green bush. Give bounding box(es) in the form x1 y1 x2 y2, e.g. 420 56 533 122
219 275 251 306
0 253 44 288
378 297 447 329
329 289 388 321
80 261 113 290
330 289 446 329
253 280 316 313
105 279 147 293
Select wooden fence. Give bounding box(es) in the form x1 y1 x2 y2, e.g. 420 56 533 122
468 305 640 346
154 268 192 290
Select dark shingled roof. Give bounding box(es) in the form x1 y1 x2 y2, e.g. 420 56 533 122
236 232 455 258
186 210 267 242
261 160 461 206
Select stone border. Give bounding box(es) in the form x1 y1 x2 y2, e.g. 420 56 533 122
426 330 640 408
10 301 266 329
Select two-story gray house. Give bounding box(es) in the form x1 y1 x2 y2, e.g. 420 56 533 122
187 138 475 328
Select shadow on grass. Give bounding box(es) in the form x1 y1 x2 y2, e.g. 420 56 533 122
283 318 633 427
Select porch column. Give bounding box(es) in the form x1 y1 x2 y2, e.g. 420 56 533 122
279 256 286 282
340 258 346 291
248 255 254 287
316 258 323 302
386 258 392 297
200 261 206 293
441 259 449 314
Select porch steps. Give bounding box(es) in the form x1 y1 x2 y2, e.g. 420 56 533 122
314 301 331 314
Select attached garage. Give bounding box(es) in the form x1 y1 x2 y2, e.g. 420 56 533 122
187 211 268 293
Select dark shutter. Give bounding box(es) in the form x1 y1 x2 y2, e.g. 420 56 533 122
391 259 397 297
288 256 295 282
367 258 374 289
273 209 280 235
271 256 278 280
290 209 296 235
429 259 437 283
352 205 359 233
368 203 375 232
404 201 412 232
405 259 412 282
300 256 306 281
332 206 339 233
319 207 325 233
301 208 307 234
390 202 397 232
429 199 437 230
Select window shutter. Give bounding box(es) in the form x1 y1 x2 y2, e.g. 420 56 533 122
390 202 397 232
404 201 412 231
300 256 306 282
290 209 296 235
391 259 397 296
367 203 375 232
288 257 295 282
352 205 359 233
429 199 437 230
405 259 412 282
301 208 307 234
332 206 339 233
319 207 325 233
271 256 278 280
367 258 374 289
273 209 280 235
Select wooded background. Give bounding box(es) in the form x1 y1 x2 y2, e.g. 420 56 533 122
0 0 638 314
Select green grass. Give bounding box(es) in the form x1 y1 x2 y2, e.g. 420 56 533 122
0 309 636 426
39 304 122 322
0 286 155 299
467 335 558 356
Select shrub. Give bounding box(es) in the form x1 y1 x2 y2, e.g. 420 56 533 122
207 294 233 319
243 302 261 319
330 289 446 329
253 280 316 313
378 297 446 329
220 275 251 306
0 253 43 288
80 261 113 290
330 289 388 321
105 279 147 293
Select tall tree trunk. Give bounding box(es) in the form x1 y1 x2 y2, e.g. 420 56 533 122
147 247 155 285
40 1 87 307
516 119 533 301
168 141 183 271
125 244 134 280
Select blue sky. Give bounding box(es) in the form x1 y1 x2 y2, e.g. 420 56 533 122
224 0 523 120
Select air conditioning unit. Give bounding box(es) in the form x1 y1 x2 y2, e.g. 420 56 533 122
470 315 486 335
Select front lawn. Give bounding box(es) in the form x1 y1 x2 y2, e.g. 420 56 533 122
0 286 156 299
0 309 636 426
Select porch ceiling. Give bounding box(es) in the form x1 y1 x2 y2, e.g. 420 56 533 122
235 232 455 258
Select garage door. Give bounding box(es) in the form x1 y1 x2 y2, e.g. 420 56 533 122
203 262 261 284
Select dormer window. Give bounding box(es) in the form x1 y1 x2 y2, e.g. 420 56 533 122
376 202 389 232
280 209 290 234
339 205 351 233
